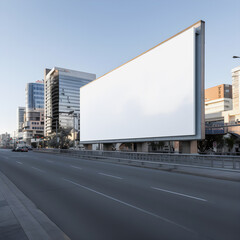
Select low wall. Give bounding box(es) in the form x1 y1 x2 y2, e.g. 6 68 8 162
34 149 240 171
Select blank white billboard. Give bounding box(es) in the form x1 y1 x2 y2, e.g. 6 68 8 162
80 21 205 143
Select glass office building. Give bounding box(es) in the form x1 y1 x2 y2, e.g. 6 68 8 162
17 106 25 133
44 67 96 137
26 82 44 110
23 81 44 144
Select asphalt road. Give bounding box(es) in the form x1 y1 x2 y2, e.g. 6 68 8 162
0 149 239 240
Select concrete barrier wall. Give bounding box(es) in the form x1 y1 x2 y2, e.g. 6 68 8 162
34 149 240 170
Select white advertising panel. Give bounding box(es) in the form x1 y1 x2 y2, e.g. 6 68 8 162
80 22 204 143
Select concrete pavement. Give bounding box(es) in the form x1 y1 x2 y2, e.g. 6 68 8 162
0 158 70 240
0 149 240 240
0 182 28 240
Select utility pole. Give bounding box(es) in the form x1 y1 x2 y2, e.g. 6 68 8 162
73 116 75 147
68 110 79 147
13 131 16 149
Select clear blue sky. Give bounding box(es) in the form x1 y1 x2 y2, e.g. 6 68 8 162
0 0 239 135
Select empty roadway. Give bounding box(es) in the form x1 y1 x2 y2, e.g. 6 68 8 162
0 149 239 240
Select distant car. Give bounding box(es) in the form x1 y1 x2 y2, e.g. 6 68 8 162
21 147 28 152
26 146 32 150
14 147 28 152
79 146 85 150
12 148 16 151
15 147 22 152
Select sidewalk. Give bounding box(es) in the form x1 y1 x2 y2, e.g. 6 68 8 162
0 171 70 240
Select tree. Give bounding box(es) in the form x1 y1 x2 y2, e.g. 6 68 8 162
47 135 58 148
224 135 235 152
46 127 76 149
198 135 224 153
59 127 72 149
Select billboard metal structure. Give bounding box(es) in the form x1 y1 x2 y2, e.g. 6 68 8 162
80 21 205 143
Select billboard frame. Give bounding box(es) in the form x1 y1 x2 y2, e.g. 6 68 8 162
80 20 205 144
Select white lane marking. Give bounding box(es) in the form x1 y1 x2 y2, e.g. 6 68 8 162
151 187 207 202
62 178 195 234
70 165 82 170
31 166 45 173
98 172 122 180
16 161 23 165
46 160 54 163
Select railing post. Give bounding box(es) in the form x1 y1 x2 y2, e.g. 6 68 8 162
233 159 236 169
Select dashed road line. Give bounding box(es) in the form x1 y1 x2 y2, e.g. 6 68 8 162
151 187 207 202
98 172 123 180
70 165 82 170
31 166 45 173
46 160 54 163
62 178 196 234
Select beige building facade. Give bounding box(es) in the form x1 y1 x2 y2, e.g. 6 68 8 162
205 98 232 114
22 108 44 145
205 84 232 102
205 84 232 114
205 66 240 135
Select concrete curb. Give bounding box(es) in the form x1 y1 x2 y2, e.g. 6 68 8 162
0 171 70 240
90 156 240 182
172 167 240 182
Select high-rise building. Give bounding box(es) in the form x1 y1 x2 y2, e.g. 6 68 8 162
44 67 96 137
232 66 240 111
205 66 240 136
25 81 44 111
0 132 11 147
17 107 25 133
22 81 45 145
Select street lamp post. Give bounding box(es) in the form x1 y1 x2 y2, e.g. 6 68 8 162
13 131 16 149
68 110 75 147
68 110 80 147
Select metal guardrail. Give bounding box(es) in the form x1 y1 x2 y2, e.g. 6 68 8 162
34 149 240 171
